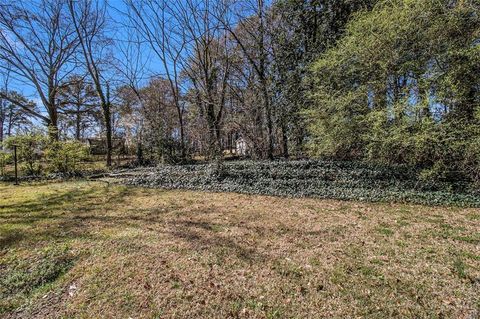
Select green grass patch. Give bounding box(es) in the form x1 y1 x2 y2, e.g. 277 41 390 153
376 224 394 237
0 245 76 314
452 258 468 279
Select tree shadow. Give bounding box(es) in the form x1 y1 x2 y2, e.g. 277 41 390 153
0 187 99 214
0 185 131 250
0 231 25 250
169 219 267 263
1 183 306 266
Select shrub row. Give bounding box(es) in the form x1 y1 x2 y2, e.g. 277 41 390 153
119 160 480 207
0 134 89 177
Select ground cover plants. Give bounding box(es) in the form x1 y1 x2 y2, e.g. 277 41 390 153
111 160 480 207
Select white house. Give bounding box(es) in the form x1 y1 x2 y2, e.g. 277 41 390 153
236 136 247 156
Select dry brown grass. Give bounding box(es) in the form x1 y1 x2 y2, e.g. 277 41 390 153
0 181 479 318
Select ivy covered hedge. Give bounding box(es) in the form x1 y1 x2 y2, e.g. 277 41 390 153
120 160 480 207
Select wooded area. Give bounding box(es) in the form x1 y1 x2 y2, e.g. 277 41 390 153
0 0 479 182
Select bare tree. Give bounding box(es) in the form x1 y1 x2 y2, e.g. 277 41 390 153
0 89 39 133
68 0 114 166
0 69 9 145
125 0 188 159
219 0 275 159
174 0 232 160
0 0 79 139
0 70 35 146
114 28 149 163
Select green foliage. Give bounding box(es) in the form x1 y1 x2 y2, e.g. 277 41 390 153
124 160 480 207
0 151 12 176
0 245 75 314
3 133 91 176
4 134 47 176
44 140 89 174
271 0 377 156
452 257 468 279
306 0 480 180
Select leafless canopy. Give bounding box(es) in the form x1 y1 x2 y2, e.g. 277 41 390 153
0 0 79 136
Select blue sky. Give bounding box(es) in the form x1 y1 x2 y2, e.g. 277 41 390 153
2 0 157 119
2 0 271 123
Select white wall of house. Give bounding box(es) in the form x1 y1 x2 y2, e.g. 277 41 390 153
236 137 247 156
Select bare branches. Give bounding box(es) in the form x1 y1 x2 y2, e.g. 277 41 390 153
68 0 114 165
0 0 79 137
125 0 193 158
0 0 301 160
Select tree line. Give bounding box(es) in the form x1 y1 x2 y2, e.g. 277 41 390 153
0 0 479 181
307 0 480 182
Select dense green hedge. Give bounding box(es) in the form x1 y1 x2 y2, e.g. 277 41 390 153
121 160 480 207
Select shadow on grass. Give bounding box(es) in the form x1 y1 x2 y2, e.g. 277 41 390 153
0 184 131 250
0 231 25 251
170 220 267 262
2 183 287 264
0 187 98 214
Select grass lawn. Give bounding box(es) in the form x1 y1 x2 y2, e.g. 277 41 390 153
0 181 479 318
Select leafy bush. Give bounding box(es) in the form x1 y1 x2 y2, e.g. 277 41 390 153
120 160 480 207
306 0 480 182
3 134 47 176
0 150 12 176
3 134 91 177
44 140 89 174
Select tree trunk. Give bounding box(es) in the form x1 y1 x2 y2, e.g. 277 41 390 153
262 81 274 160
136 141 143 165
7 109 13 136
206 100 222 160
48 108 59 140
101 83 113 167
461 86 476 121
0 119 3 150
257 0 273 160
75 104 81 140
104 102 112 167
281 123 289 159
420 84 431 119
0 99 3 148
178 109 186 160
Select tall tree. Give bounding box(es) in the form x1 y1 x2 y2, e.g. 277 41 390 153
142 78 178 162
177 0 232 160
58 75 99 140
221 0 275 159
68 0 114 166
126 0 189 160
0 0 79 138
270 0 376 157
114 29 149 163
0 95 34 148
307 0 480 169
